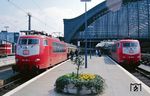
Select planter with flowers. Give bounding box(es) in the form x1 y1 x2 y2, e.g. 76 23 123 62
55 55 105 95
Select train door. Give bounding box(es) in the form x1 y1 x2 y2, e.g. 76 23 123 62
42 38 49 68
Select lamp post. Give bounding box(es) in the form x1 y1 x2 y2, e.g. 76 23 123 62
4 26 9 56
4 26 9 32
88 25 94 59
80 0 91 68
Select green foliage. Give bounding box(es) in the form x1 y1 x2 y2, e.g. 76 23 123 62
73 55 84 78
55 75 70 93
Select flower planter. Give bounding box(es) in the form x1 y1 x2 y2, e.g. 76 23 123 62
55 73 105 95
63 83 96 95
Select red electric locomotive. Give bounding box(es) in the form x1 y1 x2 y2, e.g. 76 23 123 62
13 32 67 73
110 39 141 68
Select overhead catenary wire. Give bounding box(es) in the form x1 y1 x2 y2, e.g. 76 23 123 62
30 0 62 31
7 0 57 33
7 0 28 14
31 0 43 12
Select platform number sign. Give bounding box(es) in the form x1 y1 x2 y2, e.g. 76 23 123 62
130 83 142 92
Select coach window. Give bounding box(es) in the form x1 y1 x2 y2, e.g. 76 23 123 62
52 42 57 52
117 43 120 48
43 40 48 46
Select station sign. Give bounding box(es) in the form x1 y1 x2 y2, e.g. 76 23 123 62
80 0 91 2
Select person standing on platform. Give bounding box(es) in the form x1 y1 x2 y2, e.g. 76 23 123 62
75 49 79 57
95 50 98 56
70 50 74 61
98 50 101 57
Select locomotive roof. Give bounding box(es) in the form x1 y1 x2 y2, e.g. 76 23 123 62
116 39 139 43
20 35 59 40
20 35 48 38
18 35 65 43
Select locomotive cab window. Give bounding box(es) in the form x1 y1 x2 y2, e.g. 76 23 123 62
123 42 138 47
123 43 130 47
19 38 39 45
130 42 138 47
28 39 39 45
19 38 27 45
43 40 48 46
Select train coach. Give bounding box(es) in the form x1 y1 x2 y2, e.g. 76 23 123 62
0 43 12 57
110 39 141 68
13 32 67 73
66 43 77 58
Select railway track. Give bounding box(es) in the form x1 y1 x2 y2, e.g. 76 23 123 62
0 74 34 96
0 65 13 73
0 66 37 95
130 66 150 87
0 59 68 95
108 54 150 87
0 74 21 95
136 67 150 79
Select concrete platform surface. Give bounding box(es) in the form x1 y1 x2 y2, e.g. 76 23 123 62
138 64 150 72
4 56 150 96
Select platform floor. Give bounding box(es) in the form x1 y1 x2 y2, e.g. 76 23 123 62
0 56 15 67
138 64 150 72
4 56 150 96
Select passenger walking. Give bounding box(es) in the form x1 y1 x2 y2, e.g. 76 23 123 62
96 50 98 56
70 50 74 61
75 49 79 57
98 50 101 57
96 49 101 57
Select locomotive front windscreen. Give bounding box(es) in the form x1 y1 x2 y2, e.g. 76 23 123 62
19 38 39 45
122 42 140 55
123 42 138 47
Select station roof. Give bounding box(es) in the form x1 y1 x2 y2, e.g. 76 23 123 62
63 0 138 42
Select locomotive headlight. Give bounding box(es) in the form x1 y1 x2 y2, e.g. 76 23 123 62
137 55 141 59
35 58 40 62
123 56 126 59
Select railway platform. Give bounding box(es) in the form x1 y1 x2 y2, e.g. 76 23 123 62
0 56 15 67
138 64 150 72
4 56 150 96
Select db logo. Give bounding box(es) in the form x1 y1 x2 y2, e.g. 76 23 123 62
23 50 29 55
129 48 134 53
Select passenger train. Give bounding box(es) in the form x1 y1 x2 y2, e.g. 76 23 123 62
110 39 141 68
13 31 69 73
0 43 12 57
66 43 77 58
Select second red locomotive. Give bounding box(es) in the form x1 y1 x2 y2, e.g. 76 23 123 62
110 39 141 68
13 31 67 73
